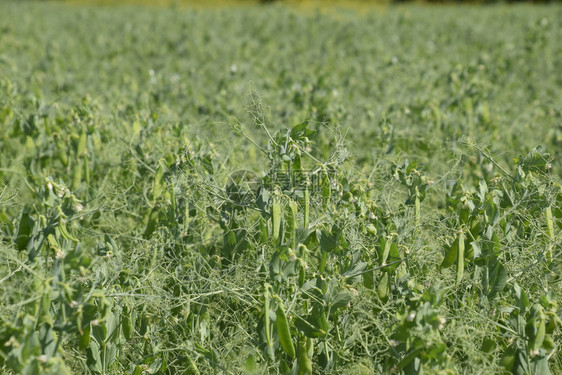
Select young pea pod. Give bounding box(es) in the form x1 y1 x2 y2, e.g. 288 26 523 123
456 231 465 285
415 193 421 228
83 156 90 186
380 236 392 265
272 201 281 242
528 305 546 351
187 355 200 375
303 188 310 229
47 233 61 253
533 317 546 351
56 139 69 167
79 322 91 349
259 216 268 243
546 206 555 239
298 335 313 375
143 206 159 239
276 302 295 359
377 272 389 301
59 220 79 242
298 263 306 288
76 128 87 157
73 159 83 189
288 200 298 249
152 161 165 202
297 245 308 288
263 286 274 359
320 169 331 209
546 206 554 262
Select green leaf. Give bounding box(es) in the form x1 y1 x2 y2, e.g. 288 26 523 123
21 360 40 375
377 272 389 301
363 268 374 289
104 342 117 370
513 283 529 313
290 121 315 140
87 340 102 374
319 230 337 253
500 344 517 372
245 355 257 373
395 346 423 372
530 354 551 375
488 260 507 299
15 207 34 251
470 240 481 259
329 291 352 313
38 324 56 357
21 332 40 363
441 238 458 268
294 316 326 338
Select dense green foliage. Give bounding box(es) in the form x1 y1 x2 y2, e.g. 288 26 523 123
1 1 561 374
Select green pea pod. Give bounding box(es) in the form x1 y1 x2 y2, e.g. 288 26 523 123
546 206 554 239
57 140 69 167
500 344 517 371
77 129 87 157
542 334 555 351
303 188 310 229
276 303 295 359
106 234 118 254
152 162 165 202
187 355 200 375
59 220 79 242
533 317 546 351
298 336 312 375
320 171 331 209
47 233 61 252
73 159 83 189
546 206 554 262
306 337 313 358
263 288 274 359
381 236 391 265
259 217 268 243
456 231 464 285
79 322 91 349
377 272 389 301
139 315 148 336
272 201 281 242
298 266 305 288
41 287 51 317
288 200 298 249
84 156 90 186
441 238 458 269
143 207 159 239
415 194 421 227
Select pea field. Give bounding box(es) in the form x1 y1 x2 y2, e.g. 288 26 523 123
0 1 561 374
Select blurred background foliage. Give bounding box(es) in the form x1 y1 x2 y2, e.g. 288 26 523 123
32 0 562 7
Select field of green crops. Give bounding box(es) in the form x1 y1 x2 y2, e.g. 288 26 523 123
1 1 562 374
